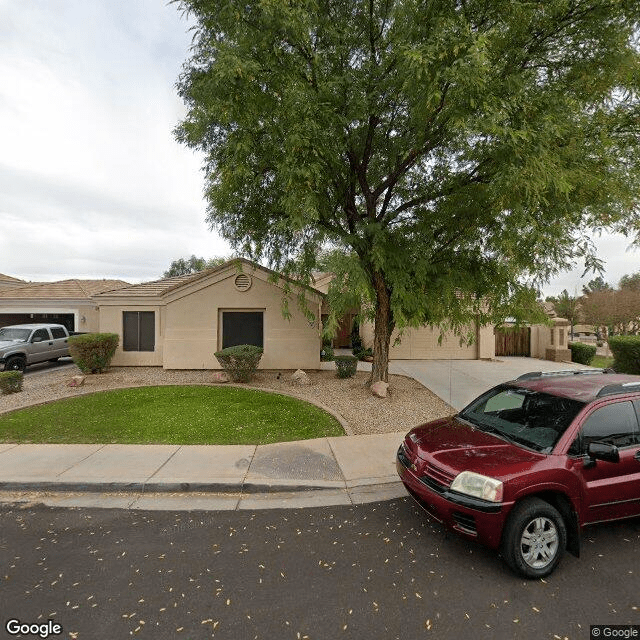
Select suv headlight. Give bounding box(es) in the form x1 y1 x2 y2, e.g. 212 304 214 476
450 471 503 503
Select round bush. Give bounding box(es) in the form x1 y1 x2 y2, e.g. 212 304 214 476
215 344 263 382
608 336 640 374
335 355 358 379
568 342 597 366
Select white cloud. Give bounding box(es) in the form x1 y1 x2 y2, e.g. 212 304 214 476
0 0 231 282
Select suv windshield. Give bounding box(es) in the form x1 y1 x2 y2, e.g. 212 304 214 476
0 327 30 341
459 385 585 453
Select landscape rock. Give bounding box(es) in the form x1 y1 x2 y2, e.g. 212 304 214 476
212 371 230 383
291 369 312 386
370 381 389 398
67 375 86 388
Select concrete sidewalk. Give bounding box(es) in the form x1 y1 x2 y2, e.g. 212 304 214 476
0 433 408 510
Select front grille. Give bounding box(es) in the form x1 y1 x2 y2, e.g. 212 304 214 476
452 511 477 535
422 462 455 490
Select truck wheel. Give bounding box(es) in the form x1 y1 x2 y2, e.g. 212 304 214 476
5 356 26 372
501 497 566 579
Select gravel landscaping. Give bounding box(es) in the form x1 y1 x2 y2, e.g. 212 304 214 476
0 365 454 436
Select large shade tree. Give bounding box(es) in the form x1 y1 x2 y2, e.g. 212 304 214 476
174 0 640 383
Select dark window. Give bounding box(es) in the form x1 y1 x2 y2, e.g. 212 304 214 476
222 311 263 349
123 311 155 351
51 327 66 339
32 328 50 341
575 401 640 452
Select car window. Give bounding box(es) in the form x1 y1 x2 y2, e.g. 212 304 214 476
460 386 585 453
50 327 67 339
571 401 640 454
32 329 50 341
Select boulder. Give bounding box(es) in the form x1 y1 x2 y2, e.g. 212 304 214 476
291 369 312 385
67 375 86 388
370 381 389 398
212 371 230 383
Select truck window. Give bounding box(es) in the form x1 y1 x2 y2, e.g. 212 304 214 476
50 327 67 339
31 328 50 342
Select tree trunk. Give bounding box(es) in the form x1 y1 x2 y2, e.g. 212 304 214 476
370 271 394 385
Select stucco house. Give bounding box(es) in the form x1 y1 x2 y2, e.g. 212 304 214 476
94 259 324 370
312 272 495 360
0 279 129 332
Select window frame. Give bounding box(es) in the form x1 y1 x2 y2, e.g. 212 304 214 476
219 309 265 350
122 311 155 352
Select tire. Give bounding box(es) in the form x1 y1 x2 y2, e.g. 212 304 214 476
4 356 26 372
501 497 567 579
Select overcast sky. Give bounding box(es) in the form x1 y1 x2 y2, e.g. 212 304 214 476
0 1 637 296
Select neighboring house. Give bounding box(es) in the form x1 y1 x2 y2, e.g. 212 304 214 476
0 279 129 332
94 259 324 370
0 273 26 290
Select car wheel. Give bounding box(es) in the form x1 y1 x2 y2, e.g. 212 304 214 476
502 497 566 579
5 356 26 372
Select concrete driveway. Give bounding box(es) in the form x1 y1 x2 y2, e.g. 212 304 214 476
391 357 595 410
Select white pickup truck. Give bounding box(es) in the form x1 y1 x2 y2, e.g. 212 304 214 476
0 323 72 372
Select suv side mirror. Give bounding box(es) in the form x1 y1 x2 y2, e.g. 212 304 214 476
587 442 620 464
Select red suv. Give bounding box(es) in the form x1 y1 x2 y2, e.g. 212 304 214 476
396 370 640 578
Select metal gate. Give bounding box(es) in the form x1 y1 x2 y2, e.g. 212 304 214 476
495 327 531 357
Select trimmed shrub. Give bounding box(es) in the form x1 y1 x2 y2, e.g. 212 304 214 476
569 342 597 366
215 344 263 382
0 370 23 394
608 335 640 374
335 355 358 378
68 333 119 373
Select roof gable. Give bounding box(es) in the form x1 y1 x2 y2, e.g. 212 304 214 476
95 259 324 303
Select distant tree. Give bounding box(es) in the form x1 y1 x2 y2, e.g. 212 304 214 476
582 276 612 296
619 272 640 292
175 0 640 384
553 290 581 338
163 255 228 278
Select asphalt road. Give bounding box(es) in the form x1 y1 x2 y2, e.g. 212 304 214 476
1 498 638 640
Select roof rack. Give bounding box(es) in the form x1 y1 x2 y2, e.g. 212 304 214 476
596 381 640 398
517 369 615 381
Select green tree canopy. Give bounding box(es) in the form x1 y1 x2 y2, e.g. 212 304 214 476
619 271 640 291
582 276 612 296
175 0 640 383
163 255 228 278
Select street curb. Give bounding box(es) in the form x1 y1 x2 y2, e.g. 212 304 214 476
0 477 401 495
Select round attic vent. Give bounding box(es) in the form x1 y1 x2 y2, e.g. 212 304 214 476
234 273 252 291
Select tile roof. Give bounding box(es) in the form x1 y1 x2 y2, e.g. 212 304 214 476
0 279 129 300
96 259 325 299
96 273 204 297
0 273 26 283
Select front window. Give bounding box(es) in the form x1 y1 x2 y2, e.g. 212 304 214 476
459 386 585 453
221 311 264 349
0 327 31 341
123 311 155 352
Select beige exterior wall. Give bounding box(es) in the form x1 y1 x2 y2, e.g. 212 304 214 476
99 304 164 366
360 321 494 359
98 268 321 370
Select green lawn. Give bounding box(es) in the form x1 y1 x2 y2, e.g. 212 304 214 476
591 355 614 369
0 386 344 445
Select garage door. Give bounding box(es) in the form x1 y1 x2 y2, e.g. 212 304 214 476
0 313 75 331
